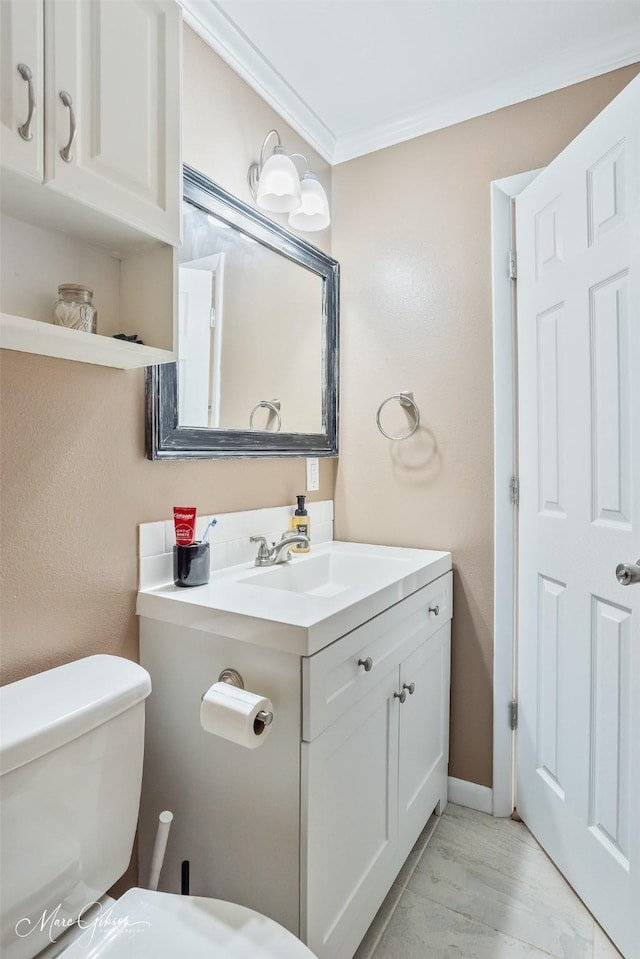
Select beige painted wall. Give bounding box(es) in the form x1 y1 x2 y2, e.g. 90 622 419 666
0 27 334 686
331 64 639 788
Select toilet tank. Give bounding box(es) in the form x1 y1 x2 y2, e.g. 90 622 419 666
0 655 151 959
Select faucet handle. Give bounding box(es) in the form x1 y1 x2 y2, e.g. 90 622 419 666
250 535 272 561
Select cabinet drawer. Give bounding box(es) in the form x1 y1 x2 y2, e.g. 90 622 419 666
302 571 452 741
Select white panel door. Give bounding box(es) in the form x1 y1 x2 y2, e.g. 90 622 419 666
516 75 639 959
397 625 450 863
44 0 181 244
178 267 213 428
301 669 399 959
0 0 43 181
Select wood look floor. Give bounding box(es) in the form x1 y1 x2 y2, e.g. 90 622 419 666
354 804 623 959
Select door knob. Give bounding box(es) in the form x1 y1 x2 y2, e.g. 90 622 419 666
429 605 440 615
394 689 407 704
616 560 640 586
358 656 373 672
403 682 416 695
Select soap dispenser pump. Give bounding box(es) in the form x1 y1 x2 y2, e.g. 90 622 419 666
290 494 310 553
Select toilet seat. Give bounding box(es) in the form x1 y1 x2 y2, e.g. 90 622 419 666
57 888 317 958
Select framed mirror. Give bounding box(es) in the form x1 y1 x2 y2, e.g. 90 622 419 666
145 164 339 459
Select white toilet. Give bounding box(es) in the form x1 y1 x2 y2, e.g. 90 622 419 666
0 655 317 959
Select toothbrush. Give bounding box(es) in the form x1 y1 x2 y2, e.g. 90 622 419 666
202 517 218 542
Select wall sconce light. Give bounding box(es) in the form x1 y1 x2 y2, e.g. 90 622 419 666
248 129 330 233
288 164 331 233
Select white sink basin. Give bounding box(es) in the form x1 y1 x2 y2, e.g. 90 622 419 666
137 541 452 656
238 551 416 597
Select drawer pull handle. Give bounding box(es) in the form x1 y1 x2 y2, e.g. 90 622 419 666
59 90 76 162
17 63 35 141
403 682 416 695
429 604 440 616
358 656 373 672
394 689 407 704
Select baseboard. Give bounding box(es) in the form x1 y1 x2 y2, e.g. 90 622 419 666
447 776 493 814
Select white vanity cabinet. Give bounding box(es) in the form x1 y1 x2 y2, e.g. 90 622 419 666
138 550 452 959
0 0 181 246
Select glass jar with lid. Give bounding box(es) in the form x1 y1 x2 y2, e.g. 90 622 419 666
53 284 97 334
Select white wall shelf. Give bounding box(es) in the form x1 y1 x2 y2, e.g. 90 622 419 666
0 214 177 368
0 313 175 369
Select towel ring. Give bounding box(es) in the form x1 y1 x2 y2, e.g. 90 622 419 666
249 399 282 432
376 392 420 441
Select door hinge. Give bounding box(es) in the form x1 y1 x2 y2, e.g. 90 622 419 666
509 700 518 731
509 249 517 279
510 475 519 506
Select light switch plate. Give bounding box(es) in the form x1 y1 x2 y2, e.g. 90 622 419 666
306 457 320 491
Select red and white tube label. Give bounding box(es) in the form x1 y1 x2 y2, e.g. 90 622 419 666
173 506 197 546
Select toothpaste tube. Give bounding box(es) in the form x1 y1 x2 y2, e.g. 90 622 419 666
173 506 197 546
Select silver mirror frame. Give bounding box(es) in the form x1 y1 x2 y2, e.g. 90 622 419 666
145 164 339 460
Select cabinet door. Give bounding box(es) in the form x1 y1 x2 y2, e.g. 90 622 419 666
44 0 181 245
301 669 400 959
397 624 451 863
0 0 43 181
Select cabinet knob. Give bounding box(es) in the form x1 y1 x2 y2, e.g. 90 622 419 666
403 682 416 695
429 604 440 616
394 689 407 704
358 656 373 672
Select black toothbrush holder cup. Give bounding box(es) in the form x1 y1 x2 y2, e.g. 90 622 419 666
173 542 210 587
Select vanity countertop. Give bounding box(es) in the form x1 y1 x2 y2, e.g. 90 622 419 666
136 541 452 657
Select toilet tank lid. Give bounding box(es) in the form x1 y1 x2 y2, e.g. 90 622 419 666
0 655 151 775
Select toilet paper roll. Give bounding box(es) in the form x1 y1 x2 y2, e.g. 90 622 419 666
200 682 274 749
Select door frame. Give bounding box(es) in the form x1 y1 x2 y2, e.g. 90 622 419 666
180 252 226 428
490 169 541 816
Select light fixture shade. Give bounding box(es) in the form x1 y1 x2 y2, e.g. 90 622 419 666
288 173 331 232
256 147 301 213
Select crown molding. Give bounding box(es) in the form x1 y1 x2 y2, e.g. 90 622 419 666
180 1 640 168
179 0 337 163
333 29 640 163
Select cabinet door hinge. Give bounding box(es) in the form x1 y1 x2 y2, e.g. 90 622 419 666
510 475 520 506
509 700 518 731
509 249 517 280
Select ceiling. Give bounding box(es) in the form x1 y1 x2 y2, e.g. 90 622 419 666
180 0 640 164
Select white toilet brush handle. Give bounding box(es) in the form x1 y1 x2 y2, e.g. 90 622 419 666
148 810 174 891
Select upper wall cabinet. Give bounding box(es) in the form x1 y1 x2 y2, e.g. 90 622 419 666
0 0 181 369
1 0 181 247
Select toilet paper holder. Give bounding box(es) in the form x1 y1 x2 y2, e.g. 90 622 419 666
213 668 273 731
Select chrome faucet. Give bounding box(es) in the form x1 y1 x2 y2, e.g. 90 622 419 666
250 532 310 567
